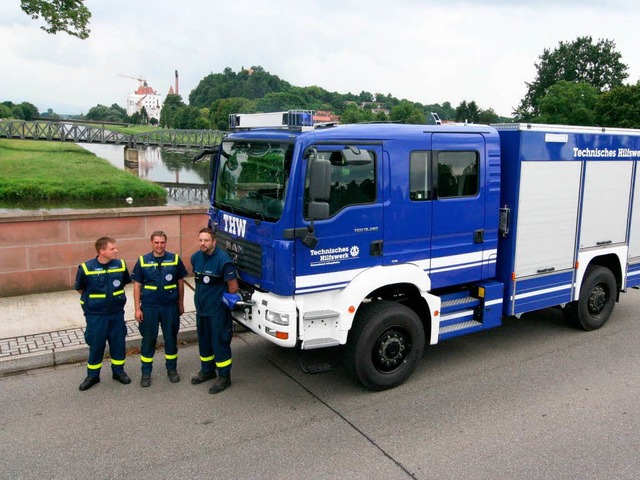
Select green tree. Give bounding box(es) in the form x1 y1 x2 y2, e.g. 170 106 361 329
85 103 126 122
515 36 628 120
478 108 499 125
189 66 291 107
455 100 481 123
426 101 455 122
11 105 25 120
110 103 126 118
194 116 210 130
129 111 141 125
21 0 91 39
255 92 305 112
209 97 256 130
340 104 365 124
19 101 39 120
173 106 201 129
139 106 149 125
159 94 185 128
358 91 374 103
595 83 640 128
374 110 389 122
0 105 13 119
40 108 60 119
536 81 598 126
390 100 424 124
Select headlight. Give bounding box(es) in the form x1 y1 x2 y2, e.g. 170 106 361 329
266 310 289 326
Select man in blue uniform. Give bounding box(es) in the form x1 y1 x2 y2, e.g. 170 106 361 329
190 227 238 394
75 236 132 391
132 231 188 387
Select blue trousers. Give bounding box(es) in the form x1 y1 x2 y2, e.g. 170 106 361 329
84 312 127 377
138 305 180 374
196 311 232 378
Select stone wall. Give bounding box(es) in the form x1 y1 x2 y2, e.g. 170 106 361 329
0 206 209 297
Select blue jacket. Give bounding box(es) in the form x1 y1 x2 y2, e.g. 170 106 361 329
131 251 188 307
191 247 236 315
75 258 131 315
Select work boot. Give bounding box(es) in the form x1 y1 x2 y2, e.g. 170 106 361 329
140 374 151 388
112 372 131 385
79 376 100 391
167 369 180 383
190 370 216 385
208 376 231 394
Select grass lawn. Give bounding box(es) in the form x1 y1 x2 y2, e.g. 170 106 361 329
0 139 166 208
106 124 159 135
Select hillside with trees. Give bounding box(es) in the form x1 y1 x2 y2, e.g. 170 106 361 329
6 36 640 130
164 65 502 129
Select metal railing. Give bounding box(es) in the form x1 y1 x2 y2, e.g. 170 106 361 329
0 121 226 148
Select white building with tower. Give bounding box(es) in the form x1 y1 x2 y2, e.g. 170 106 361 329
125 79 163 121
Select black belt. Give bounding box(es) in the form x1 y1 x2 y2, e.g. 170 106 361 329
194 272 224 285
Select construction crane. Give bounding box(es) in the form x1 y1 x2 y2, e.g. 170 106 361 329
117 74 148 88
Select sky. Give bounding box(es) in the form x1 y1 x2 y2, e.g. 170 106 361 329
1 0 640 118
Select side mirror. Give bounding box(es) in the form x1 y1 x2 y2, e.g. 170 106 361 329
193 145 220 163
342 146 372 165
308 158 331 201
308 201 329 220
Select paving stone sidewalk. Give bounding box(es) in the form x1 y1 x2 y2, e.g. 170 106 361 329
0 312 198 375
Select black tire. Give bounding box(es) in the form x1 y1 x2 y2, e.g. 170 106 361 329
564 266 617 331
344 301 425 391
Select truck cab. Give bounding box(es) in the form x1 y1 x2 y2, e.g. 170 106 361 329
208 111 502 390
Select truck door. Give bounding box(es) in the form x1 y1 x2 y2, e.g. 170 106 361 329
430 133 487 288
294 144 383 295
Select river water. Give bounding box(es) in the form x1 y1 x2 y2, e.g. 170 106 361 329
81 144 209 186
1 144 211 212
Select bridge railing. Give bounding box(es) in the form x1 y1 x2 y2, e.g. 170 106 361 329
130 129 226 148
0 120 227 148
0 120 131 144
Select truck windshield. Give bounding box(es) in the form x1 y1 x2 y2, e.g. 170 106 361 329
214 141 293 221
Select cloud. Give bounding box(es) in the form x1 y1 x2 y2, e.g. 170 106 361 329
1 0 639 116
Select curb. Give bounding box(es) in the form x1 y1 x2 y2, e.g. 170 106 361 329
0 326 199 377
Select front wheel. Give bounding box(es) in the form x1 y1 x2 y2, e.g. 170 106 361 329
564 266 617 331
344 301 425 391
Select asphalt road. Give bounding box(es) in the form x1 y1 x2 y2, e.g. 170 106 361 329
2 290 640 480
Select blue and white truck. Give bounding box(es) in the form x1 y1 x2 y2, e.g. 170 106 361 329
204 111 640 390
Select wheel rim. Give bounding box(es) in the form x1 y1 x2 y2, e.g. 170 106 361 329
372 327 410 373
587 284 608 316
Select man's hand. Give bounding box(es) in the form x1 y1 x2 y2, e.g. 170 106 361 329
135 308 144 323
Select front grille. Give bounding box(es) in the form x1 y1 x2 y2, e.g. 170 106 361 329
217 231 262 278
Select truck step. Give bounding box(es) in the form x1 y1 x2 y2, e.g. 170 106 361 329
296 346 336 375
438 320 484 341
438 292 480 331
440 294 480 313
303 310 340 321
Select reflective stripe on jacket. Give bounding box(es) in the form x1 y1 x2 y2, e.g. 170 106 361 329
77 258 129 315
134 252 185 307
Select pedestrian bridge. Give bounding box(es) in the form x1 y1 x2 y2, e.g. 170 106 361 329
0 120 226 148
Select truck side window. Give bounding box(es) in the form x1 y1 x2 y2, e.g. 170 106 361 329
304 148 376 218
410 151 431 201
436 151 478 198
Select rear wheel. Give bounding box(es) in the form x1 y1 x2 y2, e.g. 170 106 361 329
344 301 425 391
564 266 617 331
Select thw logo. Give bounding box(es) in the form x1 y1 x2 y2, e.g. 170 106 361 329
222 213 247 237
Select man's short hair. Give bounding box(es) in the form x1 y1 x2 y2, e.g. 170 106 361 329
199 227 216 239
95 236 116 253
150 230 167 241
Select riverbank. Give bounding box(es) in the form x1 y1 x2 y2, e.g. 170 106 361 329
0 139 166 209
